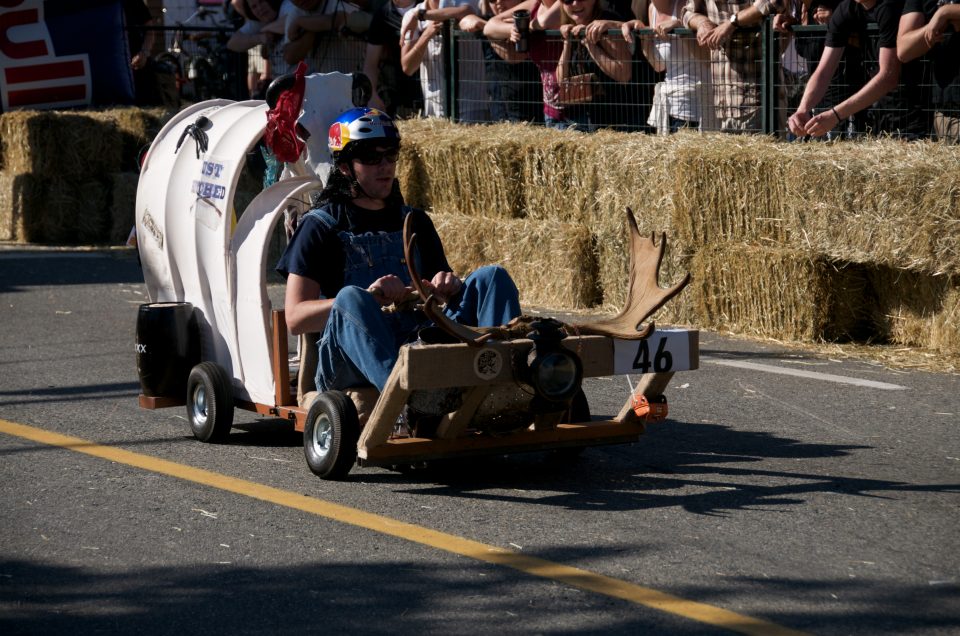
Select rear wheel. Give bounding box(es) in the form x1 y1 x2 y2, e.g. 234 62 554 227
304 391 360 480
186 362 234 443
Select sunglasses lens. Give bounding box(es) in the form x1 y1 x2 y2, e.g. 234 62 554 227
358 148 400 165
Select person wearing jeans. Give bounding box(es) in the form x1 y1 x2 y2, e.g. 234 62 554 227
276 107 521 392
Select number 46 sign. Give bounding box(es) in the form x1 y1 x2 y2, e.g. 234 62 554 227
612 328 699 376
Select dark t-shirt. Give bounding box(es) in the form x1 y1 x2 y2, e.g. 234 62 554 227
825 0 902 49
825 0 932 135
276 200 451 299
367 1 408 55
122 0 153 54
903 0 960 104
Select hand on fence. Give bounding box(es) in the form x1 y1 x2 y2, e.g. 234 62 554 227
459 14 486 32
653 18 681 37
703 20 734 49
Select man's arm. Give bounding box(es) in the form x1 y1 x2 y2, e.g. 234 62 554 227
228 28 273 52
804 46 901 137
483 0 538 39
788 45 842 135
897 11 930 62
285 274 334 335
362 43 386 109
401 20 441 75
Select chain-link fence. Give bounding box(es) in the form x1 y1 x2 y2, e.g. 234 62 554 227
131 21 952 140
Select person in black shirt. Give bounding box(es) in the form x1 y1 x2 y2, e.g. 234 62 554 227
362 0 424 115
897 0 960 140
276 108 520 392
787 0 928 138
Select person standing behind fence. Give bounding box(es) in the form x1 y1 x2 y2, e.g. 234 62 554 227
555 0 632 130
400 0 491 121
282 0 371 73
787 0 927 138
484 0 571 128
364 0 425 115
897 0 960 141
682 0 787 132
622 0 716 131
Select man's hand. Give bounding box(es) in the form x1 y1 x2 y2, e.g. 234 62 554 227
704 20 734 49
368 275 413 306
131 51 148 70
803 109 839 138
424 271 462 304
924 8 952 48
787 110 811 137
772 12 796 33
695 21 716 47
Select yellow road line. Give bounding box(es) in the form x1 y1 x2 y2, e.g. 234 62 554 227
0 418 807 636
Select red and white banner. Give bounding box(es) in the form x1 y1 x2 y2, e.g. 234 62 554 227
0 0 92 110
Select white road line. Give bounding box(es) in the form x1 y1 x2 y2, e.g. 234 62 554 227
702 358 908 390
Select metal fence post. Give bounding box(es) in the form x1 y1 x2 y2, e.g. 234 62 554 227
761 17 775 135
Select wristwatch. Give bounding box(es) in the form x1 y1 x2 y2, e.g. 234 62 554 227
729 12 739 27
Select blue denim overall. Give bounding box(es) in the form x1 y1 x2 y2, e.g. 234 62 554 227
311 206 522 393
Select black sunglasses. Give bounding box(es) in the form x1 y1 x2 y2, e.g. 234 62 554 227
354 147 400 166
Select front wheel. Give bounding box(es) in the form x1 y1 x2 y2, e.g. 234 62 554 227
186 362 234 443
304 391 360 480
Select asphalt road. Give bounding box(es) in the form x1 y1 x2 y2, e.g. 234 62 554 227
1 248 958 635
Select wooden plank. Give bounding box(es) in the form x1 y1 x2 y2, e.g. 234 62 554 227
399 336 615 390
435 385 490 439
139 394 185 409
358 352 411 457
272 310 294 407
361 419 645 465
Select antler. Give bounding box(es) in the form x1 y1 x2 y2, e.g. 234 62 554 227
574 208 690 340
403 214 492 346
403 208 689 346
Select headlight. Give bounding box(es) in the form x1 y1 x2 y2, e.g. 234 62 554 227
529 350 581 402
524 319 583 407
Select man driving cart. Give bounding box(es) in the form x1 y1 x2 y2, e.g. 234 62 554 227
276 107 522 395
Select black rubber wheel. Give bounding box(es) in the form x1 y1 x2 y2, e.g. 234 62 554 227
303 391 360 480
186 362 234 443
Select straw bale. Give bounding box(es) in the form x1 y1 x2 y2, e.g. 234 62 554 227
671 134 792 248
431 211 600 309
0 171 40 241
0 110 123 178
402 121 529 219
520 127 599 224
89 108 171 171
688 246 869 342
109 172 141 244
782 139 958 274
868 267 960 355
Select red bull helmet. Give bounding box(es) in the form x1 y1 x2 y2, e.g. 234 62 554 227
327 107 400 161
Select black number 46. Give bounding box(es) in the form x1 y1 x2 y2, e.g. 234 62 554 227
632 337 673 373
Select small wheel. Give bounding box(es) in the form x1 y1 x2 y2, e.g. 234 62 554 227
304 391 360 480
186 362 234 443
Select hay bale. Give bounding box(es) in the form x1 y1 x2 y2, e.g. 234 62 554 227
0 110 124 178
689 246 869 342
401 120 533 219
0 172 109 243
431 211 600 309
671 134 792 248
89 108 171 171
868 268 960 355
782 139 958 274
109 172 141 244
520 127 599 224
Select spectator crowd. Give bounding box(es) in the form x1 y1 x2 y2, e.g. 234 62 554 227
131 0 960 140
